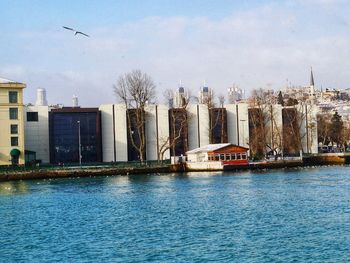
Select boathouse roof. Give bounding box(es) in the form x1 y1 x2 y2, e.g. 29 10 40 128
186 143 248 154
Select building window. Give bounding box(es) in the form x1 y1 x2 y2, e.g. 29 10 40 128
215 154 220 161
9 91 18 103
225 153 231 161
237 153 241 160
231 153 236 160
9 108 18 120
11 137 18 146
242 153 247 160
10 124 18 134
220 154 225 160
27 112 39 122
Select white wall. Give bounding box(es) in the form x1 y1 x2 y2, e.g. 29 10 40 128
225 104 238 145
99 104 115 162
237 103 249 148
114 104 128 161
300 104 318 154
145 105 157 160
145 105 170 160
24 105 50 163
188 104 199 150
187 104 210 150
198 104 210 147
99 104 128 162
157 105 170 160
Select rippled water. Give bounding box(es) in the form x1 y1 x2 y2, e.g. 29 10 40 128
1 166 350 262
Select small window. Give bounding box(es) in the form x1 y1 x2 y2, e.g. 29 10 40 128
237 153 241 160
10 125 18 134
231 153 236 160
215 154 220 161
220 154 225 160
11 137 18 146
225 153 230 161
9 108 18 120
27 112 38 122
9 91 18 103
242 153 247 160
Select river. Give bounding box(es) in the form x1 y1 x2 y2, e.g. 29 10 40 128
1 166 350 262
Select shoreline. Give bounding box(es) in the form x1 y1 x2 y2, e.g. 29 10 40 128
0 154 349 182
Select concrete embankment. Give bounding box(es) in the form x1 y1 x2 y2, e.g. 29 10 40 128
1 154 349 182
0 165 182 182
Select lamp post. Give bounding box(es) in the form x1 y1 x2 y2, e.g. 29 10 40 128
77 121 82 165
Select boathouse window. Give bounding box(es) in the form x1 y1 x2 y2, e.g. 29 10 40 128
215 154 220 161
231 153 236 160
225 153 230 160
220 154 225 160
237 153 241 160
242 153 247 159
208 155 213 161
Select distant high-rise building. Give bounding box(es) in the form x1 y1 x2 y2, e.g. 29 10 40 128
199 85 213 104
174 86 189 108
72 95 79 107
228 85 244 103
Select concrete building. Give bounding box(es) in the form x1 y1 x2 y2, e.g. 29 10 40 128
99 104 170 162
188 104 210 150
0 78 26 165
49 107 102 164
228 85 244 103
225 103 249 148
99 104 128 162
24 105 50 163
145 105 170 161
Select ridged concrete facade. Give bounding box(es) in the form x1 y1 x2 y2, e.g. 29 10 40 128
24 105 50 163
99 104 128 162
187 104 210 150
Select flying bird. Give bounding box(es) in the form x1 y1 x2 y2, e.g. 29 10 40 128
62 26 90 37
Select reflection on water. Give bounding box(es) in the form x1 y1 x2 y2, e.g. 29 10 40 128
0 180 29 195
1 166 350 262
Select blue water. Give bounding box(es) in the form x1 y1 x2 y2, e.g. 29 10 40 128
1 166 350 262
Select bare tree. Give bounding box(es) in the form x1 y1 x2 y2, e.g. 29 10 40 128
248 88 275 159
159 88 190 161
114 70 156 162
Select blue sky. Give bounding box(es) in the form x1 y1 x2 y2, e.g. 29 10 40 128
1 0 350 106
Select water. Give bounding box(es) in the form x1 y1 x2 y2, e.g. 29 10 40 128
1 166 350 262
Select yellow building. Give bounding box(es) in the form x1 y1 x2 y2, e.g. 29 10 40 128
0 78 26 165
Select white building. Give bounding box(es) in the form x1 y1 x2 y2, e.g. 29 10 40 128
187 104 210 150
24 105 51 163
99 104 170 162
228 85 244 103
225 103 249 148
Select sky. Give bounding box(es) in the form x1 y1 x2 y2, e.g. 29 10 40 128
1 0 350 106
